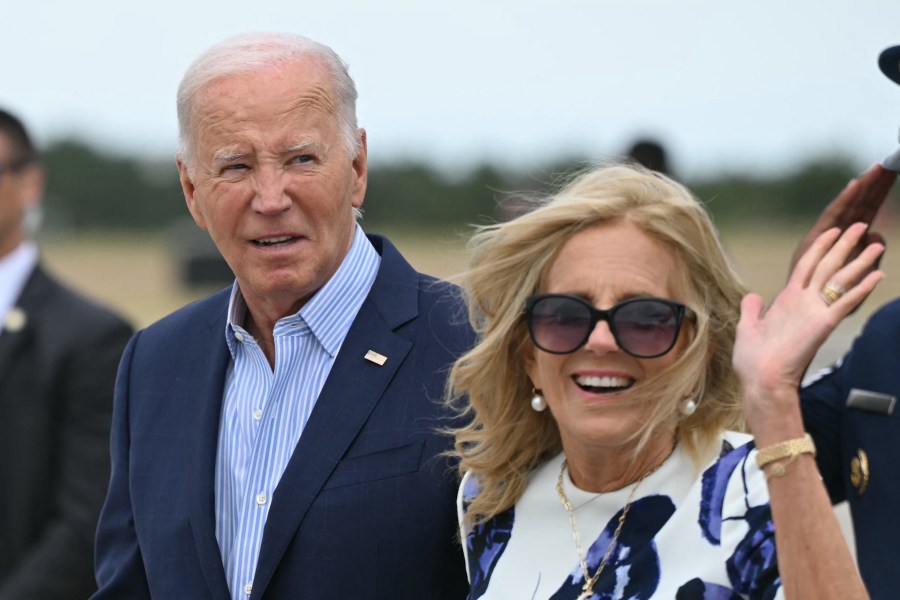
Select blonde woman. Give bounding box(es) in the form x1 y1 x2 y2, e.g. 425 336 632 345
449 164 876 599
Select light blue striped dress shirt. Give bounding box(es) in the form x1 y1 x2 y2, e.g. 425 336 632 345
215 225 380 599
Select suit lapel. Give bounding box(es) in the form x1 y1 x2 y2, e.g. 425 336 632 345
250 236 418 597
0 317 31 384
0 266 46 384
0 313 34 382
252 302 412 595
185 297 233 599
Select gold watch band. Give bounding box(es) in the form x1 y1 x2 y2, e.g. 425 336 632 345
756 433 816 469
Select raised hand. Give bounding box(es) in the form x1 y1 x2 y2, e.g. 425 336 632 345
735 223 884 434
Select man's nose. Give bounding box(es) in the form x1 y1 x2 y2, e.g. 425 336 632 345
250 168 291 214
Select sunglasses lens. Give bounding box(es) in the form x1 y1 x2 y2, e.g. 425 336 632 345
529 296 592 353
612 300 680 357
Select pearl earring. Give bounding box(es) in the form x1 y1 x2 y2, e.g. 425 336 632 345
681 398 697 416
531 388 547 412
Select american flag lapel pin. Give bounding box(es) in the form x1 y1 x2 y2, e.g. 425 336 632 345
364 350 388 366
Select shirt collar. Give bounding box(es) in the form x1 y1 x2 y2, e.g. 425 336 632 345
225 224 380 358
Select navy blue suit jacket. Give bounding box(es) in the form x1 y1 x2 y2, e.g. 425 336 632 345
801 298 900 599
93 235 473 599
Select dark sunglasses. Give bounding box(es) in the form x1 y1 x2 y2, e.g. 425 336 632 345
524 294 695 358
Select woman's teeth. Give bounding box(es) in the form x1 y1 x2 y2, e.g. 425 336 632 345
574 374 635 393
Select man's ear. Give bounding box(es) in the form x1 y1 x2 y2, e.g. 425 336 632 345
177 157 206 230
350 128 368 209
20 163 44 210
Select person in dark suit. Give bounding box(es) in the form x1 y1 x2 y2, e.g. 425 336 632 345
0 108 133 598
798 44 900 600
92 33 473 599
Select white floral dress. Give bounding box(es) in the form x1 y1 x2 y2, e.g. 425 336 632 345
458 432 785 600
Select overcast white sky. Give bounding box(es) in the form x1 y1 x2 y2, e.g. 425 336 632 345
3 1 900 178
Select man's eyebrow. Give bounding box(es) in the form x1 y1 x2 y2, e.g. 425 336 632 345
213 150 248 165
285 141 315 153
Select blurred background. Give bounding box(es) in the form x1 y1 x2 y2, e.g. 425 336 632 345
3 0 900 364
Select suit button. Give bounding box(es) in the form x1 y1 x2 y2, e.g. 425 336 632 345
850 448 870 495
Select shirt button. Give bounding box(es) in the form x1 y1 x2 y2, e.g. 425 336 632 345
244 581 252 596
256 492 267 506
234 331 245 342
252 408 263 421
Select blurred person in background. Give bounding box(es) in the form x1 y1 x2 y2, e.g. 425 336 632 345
0 107 132 598
92 32 472 599
798 43 900 599
624 138 671 177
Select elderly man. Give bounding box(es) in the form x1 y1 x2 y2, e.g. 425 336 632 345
799 44 900 600
93 33 472 599
0 108 132 598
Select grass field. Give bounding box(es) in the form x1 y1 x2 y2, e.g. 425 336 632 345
38 221 900 373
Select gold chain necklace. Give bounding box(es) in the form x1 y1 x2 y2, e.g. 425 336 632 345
555 459 650 600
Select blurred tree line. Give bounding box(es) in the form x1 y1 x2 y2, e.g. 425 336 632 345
39 138 873 234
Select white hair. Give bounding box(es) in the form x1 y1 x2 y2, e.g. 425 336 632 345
176 32 360 168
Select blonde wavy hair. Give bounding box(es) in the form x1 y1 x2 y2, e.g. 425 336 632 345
448 164 748 526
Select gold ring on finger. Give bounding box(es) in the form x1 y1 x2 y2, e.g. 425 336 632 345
819 281 846 307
